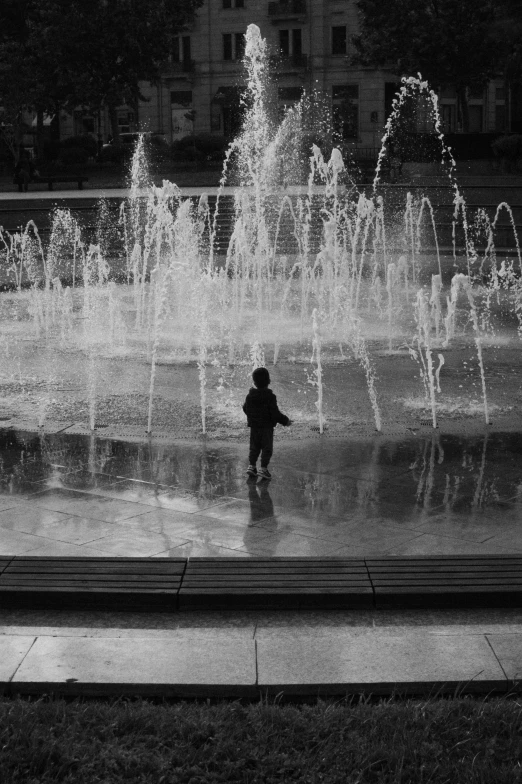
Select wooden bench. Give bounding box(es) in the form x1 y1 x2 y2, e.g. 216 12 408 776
0 557 185 611
366 556 522 608
2 555 522 611
18 175 89 192
178 557 373 610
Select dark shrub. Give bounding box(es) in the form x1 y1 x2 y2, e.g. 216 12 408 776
184 146 206 163
194 133 227 154
492 134 522 162
97 144 127 164
59 146 88 166
169 145 187 162
176 135 197 149
60 134 98 158
42 139 61 161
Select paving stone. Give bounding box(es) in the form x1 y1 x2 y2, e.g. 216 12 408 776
256 629 507 695
0 635 36 684
384 533 518 556
0 528 75 556
11 634 257 697
152 542 260 557
486 633 522 683
28 490 157 523
0 505 77 536
14 541 110 557
31 517 140 545
74 530 192 557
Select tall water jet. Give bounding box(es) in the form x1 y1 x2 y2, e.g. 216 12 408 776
250 341 265 371
412 289 442 429
347 315 382 432
452 274 490 426
310 309 325 433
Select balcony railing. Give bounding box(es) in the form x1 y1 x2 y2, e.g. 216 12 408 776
275 53 308 70
164 59 196 75
268 0 306 19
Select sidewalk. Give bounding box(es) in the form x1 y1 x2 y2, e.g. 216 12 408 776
1 606 522 699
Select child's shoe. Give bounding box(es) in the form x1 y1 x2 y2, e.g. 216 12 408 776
258 467 272 480
246 465 258 477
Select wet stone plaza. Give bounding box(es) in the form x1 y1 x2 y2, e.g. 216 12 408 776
1 426 521 559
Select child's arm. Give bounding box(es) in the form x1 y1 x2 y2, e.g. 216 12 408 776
269 393 291 426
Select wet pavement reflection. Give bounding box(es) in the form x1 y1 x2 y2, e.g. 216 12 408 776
0 427 521 557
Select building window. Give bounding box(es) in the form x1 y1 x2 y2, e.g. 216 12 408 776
223 0 244 6
468 86 484 133
332 85 358 139
468 105 483 133
441 104 456 133
279 28 302 56
73 110 95 135
223 32 245 60
384 82 400 123
171 91 193 141
223 33 233 60
279 29 290 55
332 26 347 55
117 111 135 134
235 32 245 60
278 87 304 102
293 29 302 55
171 91 192 106
172 35 191 64
278 86 303 118
495 86 507 132
495 105 506 132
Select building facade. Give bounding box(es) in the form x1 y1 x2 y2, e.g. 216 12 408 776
62 0 517 148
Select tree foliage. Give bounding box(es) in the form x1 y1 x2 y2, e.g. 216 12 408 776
0 0 203 158
351 0 510 130
491 0 522 88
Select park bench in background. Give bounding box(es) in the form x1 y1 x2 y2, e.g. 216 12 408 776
17 175 89 192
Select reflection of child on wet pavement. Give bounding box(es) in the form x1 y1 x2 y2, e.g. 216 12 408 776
243 367 292 480
247 476 274 522
243 479 284 556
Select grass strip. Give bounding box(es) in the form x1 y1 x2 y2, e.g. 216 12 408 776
1 694 522 783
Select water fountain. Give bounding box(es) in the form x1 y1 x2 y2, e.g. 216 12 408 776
0 24 521 442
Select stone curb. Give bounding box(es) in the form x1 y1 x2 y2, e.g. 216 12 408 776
0 627 519 700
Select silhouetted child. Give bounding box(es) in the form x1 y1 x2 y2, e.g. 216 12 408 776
243 367 291 480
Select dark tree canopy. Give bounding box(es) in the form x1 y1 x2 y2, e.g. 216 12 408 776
351 0 512 131
0 0 203 157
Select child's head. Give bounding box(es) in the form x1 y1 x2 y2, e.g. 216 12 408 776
252 367 270 389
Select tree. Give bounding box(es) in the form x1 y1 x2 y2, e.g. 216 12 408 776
0 0 203 159
492 0 522 82
0 1 59 160
36 0 204 141
351 0 503 131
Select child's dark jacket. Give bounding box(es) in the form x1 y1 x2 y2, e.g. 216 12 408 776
243 387 290 428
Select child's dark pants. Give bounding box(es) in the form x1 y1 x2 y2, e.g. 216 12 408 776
249 427 274 468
